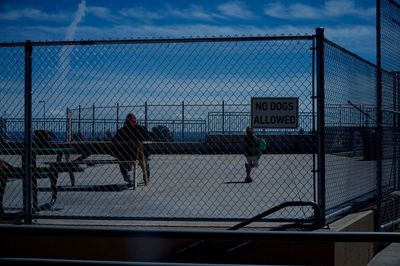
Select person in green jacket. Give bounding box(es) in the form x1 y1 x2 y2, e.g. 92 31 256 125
244 127 258 183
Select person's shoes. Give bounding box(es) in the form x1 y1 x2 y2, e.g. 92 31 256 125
244 177 252 183
123 172 133 183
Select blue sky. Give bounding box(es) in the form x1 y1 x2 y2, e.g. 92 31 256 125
0 0 377 62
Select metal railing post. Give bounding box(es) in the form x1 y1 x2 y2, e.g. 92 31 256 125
78 105 81 134
92 104 95 140
144 101 148 129
316 27 326 226
396 73 400 192
376 0 383 231
116 102 119 131
66 108 70 142
222 100 225 134
23 40 33 224
181 101 185 141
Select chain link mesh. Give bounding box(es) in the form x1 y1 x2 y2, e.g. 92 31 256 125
324 40 377 216
1 37 317 222
379 0 400 228
0 46 25 214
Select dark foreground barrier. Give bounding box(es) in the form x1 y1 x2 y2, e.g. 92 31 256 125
1 225 400 265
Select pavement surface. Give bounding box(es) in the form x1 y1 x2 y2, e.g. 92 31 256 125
1 153 377 221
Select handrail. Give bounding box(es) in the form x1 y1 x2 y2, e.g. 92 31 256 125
0 258 239 266
174 201 321 257
228 201 321 230
2 224 400 242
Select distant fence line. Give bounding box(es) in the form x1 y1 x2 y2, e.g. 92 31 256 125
0 104 376 142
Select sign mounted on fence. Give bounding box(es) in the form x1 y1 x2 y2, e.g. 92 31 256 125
251 97 299 128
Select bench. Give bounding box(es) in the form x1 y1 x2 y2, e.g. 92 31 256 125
0 164 84 216
43 158 149 191
76 159 148 188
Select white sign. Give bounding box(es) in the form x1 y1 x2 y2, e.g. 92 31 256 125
251 97 299 128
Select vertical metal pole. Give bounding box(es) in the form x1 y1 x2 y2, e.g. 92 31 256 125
116 102 119 131
66 108 70 142
145 101 148 129
23 40 33 224
376 0 383 231
78 105 81 134
393 73 398 191
43 101 46 129
316 28 326 226
222 100 225 134
311 38 317 203
397 74 400 191
92 104 95 140
397 73 400 191
182 101 185 141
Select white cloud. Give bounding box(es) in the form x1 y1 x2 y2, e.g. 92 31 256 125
325 0 375 18
119 7 163 21
264 0 375 20
87 6 118 22
165 4 225 21
217 1 255 19
0 7 69 21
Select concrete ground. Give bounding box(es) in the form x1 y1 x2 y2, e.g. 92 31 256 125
1 153 376 221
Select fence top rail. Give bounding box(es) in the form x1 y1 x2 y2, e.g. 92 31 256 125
0 35 315 48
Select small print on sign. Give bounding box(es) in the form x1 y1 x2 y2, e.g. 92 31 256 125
251 97 299 129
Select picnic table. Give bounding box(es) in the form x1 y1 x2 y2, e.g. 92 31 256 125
0 144 82 215
56 141 150 187
0 141 149 216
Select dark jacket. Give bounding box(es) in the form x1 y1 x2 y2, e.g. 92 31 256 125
112 124 149 160
244 133 258 157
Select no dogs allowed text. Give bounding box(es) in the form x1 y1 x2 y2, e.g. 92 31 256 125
251 97 299 128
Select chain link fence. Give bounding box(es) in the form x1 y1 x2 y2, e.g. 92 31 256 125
1 36 318 224
377 0 400 230
324 40 377 219
1 18 399 229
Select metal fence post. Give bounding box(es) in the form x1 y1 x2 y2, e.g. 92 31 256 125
23 40 33 224
222 100 225 134
316 27 326 226
116 102 119 131
92 104 95 140
182 101 185 141
78 105 81 134
392 73 399 192
66 108 68 141
376 0 383 231
394 72 400 190
145 101 148 129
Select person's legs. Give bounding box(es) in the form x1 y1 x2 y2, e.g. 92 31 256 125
245 157 252 183
119 163 132 184
245 156 259 183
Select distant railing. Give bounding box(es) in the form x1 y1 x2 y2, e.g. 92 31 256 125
0 104 378 142
208 111 314 134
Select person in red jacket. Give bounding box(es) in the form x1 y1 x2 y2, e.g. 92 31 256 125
112 113 149 185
